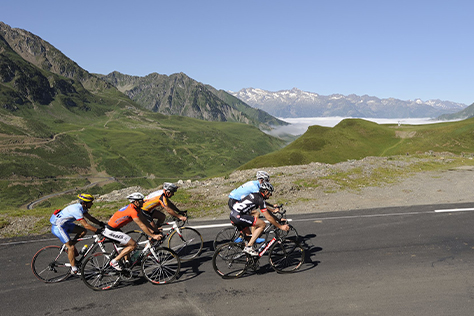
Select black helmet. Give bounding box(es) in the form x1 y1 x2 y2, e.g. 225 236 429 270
259 182 274 193
163 182 178 193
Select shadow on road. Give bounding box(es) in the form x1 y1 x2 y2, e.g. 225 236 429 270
299 233 322 271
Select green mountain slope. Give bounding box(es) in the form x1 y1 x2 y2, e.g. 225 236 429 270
0 22 286 209
240 118 474 168
438 103 474 120
100 71 287 130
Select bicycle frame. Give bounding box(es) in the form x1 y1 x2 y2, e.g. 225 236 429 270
62 234 108 267
161 216 187 237
114 236 169 268
231 213 286 244
256 236 278 257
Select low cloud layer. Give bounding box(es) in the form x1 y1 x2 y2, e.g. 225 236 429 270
268 117 455 137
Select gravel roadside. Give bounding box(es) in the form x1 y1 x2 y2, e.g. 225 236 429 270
2 155 474 238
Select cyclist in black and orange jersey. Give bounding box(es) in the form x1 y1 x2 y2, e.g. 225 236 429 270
102 192 162 271
142 182 187 230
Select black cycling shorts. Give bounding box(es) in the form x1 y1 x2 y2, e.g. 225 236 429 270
229 211 256 230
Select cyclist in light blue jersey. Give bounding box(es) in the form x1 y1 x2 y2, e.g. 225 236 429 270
50 194 105 274
228 171 270 210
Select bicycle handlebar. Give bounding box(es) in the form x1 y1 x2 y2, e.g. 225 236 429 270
175 210 188 226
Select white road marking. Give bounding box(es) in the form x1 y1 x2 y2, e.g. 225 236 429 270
434 207 474 213
1 208 470 246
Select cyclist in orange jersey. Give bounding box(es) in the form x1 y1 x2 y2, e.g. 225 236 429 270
102 192 162 271
142 182 187 230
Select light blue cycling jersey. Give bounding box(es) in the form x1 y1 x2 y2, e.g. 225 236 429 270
228 180 260 200
50 203 88 226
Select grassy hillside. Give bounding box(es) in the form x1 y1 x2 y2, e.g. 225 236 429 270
0 104 285 210
100 71 287 130
438 103 474 120
240 118 474 168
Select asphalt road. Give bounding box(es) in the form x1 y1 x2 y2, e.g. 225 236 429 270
2 202 474 316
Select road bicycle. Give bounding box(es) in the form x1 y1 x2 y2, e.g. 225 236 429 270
31 233 111 283
212 224 305 279
132 210 203 262
80 235 180 290
213 206 299 250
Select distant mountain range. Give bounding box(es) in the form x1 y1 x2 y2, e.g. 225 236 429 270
229 87 468 119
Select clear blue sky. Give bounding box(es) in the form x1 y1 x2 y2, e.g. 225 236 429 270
3 0 474 104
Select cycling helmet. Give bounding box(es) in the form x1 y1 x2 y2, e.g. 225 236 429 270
256 170 270 182
163 182 178 193
78 193 94 202
259 182 274 193
126 192 145 202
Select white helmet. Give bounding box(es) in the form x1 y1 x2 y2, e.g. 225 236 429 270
256 171 270 182
126 192 144 202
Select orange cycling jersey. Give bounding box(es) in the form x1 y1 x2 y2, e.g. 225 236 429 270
142 190 170 211
107 203 140 229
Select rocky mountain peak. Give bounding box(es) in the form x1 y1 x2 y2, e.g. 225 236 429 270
229 88 467 119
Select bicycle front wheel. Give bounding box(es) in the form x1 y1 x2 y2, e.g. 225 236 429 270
31 245 71 283
212 242 248 279
266 224 299 243
81 252 121 291
213 226 240 250
268 239 305 273
168 227 203 261
141 247 181 284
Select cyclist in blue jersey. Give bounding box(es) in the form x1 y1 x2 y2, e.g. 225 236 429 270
228 171 281 243
231 182 289 256
50 194 105 274
228 171 270 210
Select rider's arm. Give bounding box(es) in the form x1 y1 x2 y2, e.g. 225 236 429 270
83 212 105 227
133 217 162 240
137 211 161 234
77 218 101 233
163 200 187 221
266 204 280 213
262 210 289 231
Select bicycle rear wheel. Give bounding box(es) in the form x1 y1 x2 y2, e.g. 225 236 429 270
81 252 121 290
268 239 305 273
141 247 181 284
212 242 248 279
31 245 71 283
168 227 203 261
213 226 240 250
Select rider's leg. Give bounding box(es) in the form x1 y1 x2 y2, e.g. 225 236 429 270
66 225 86 270
247 218 265 248
152 210 166 227
114 238 137 262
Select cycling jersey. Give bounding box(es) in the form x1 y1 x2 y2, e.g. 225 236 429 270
107 203 141 229
50 203 88 243
232 192 268 215
228 180 260 201
142 190 170 211
50 203 88 226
